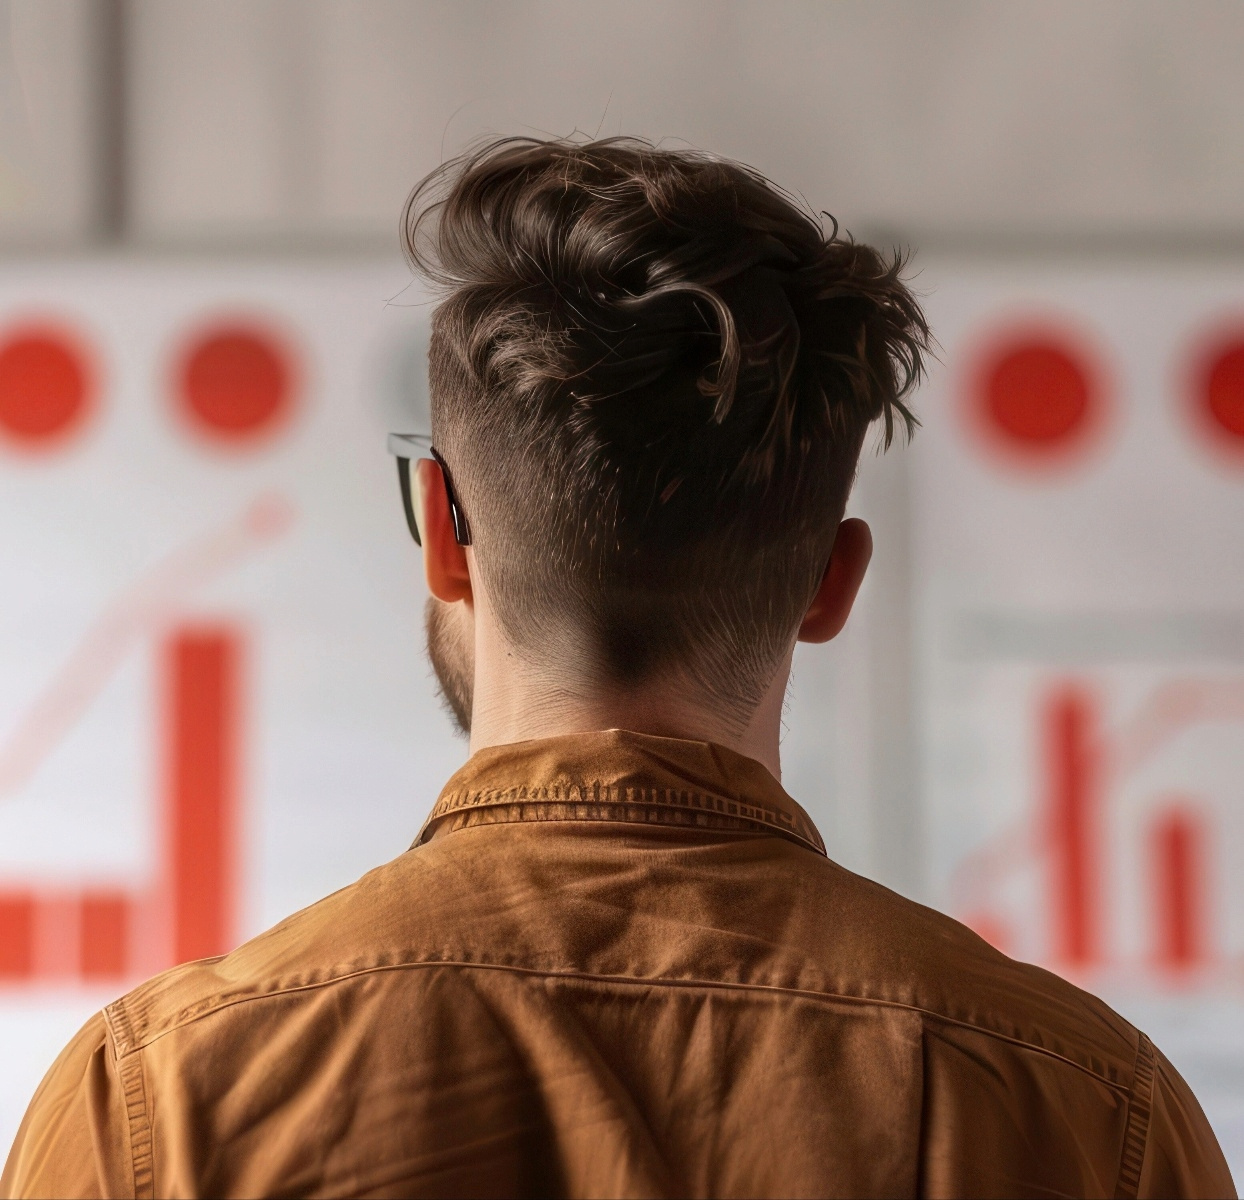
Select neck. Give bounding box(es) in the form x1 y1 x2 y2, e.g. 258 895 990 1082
467 604 791 780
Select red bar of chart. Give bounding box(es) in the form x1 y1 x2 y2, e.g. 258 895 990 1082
0 624 241 984
0 897 34 980
1152 805 1206 970
1045 685 1100 966
80 892 128 979
167 629 238 965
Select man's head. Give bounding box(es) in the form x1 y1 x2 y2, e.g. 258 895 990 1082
405 137 928 735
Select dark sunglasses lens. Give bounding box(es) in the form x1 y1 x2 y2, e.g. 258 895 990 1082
396 458 422 546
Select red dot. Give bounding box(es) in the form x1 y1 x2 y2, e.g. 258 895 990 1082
979 338 1096 454
1197 337 1244 450
177 324 295 445
0 327 93 450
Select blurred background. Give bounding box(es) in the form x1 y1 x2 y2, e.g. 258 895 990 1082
1 0 1242 1175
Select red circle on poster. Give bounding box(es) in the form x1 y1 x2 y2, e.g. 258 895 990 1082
0 326 94 450
967 327 1106 467
1194 335 1244 453
176 323 296 446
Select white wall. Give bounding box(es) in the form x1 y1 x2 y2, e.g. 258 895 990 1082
3 0 1244 248
0 0 109 244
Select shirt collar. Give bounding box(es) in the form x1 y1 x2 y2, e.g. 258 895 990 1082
415 728 826 856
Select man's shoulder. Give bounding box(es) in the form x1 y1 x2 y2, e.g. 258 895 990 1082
104 848 445 1056
803 862 1234 1197
797 853 1142 1085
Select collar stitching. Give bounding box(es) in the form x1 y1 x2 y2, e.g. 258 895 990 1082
420 783 825 854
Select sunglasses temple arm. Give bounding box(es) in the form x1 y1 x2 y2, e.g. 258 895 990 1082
396 458 422 547
398 451 471 548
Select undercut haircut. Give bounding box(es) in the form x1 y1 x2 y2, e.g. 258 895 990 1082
404 137 929 719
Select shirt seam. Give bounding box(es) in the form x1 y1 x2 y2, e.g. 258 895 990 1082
115 1049 154 1199
116 958 1134 1096
419 784 826 855
104 1000 154 1200
1114 1031 1155 1199
419 808 826 857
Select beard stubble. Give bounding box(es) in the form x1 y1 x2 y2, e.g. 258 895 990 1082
424 596 473 735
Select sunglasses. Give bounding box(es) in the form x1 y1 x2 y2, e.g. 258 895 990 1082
386 433 472 547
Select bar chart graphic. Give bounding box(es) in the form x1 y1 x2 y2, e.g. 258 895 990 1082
952 675 1243 976
0 626 240 984
0 263 467 1157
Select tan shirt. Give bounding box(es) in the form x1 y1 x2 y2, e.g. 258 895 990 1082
2 730 1234 1198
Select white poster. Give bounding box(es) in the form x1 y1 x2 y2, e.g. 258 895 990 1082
0 259 467 1146
914 261 1244 1171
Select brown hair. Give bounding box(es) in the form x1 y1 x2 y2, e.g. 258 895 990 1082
404 137 929 717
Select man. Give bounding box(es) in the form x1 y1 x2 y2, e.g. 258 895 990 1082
2 138 1233 1199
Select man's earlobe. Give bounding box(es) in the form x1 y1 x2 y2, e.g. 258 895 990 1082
797 518 872 644
415 458 473 605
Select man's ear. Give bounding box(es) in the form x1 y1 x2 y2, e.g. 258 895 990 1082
414 458 473 605
797 518 872 644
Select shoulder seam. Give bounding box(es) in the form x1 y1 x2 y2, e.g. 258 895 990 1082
123 958 1133 1094
1114 1032 1155 1199
103 996 137 1056
105 1003 154 1200
115 1051 154 1200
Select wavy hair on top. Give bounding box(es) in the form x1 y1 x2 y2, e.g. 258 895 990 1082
403 136 930 717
